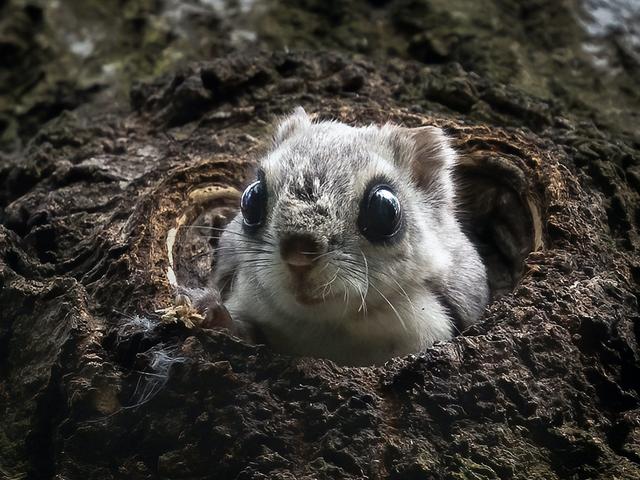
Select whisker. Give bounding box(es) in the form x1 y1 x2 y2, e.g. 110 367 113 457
344 275 367 316
338 261 410 332
339 256 413 301
227 265 241 293
212 246 273 254
232 261 279 269
317 259 333 275
342 277 348 303
189 246 274 261
301 250 336 263
181 225 276 246
334 262 366 314
359 249 371 299
342 277 350 317
369 281 408 333
361 266 418 321
315 267 340 299
198 235 274 249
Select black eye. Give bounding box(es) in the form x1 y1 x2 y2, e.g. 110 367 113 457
241 180 266 228
358 184 403 242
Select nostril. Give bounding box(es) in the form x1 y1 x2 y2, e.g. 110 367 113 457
280 234 323 267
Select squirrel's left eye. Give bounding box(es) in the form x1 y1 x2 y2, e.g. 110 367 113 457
241 180 267 228
358 184 403 242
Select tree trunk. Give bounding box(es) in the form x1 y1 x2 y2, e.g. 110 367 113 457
1 49 639 479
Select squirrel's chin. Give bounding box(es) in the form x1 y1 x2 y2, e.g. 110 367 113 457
291 288 338 306
282 272 339 306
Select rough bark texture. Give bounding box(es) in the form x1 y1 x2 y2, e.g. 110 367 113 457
1 0 640 478
1 49 639 479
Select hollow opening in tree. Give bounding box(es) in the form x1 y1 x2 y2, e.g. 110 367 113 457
454 153 541 298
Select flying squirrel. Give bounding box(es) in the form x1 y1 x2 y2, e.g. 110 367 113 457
193 108 489 366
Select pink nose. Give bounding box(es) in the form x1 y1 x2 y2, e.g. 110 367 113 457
280 234 323 272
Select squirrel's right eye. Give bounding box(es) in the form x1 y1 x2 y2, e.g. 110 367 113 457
358 184 403 243
241 180 267 228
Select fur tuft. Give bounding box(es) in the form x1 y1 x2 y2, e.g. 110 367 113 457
272 106 311 146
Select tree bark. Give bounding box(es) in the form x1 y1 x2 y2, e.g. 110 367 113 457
1 50 639 479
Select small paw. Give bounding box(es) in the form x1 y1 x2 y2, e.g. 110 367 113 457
174 286 233 331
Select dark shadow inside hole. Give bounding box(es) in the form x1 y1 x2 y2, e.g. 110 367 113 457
173 202 238 289
455 155 539 298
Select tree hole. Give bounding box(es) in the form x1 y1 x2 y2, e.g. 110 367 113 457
455 154 542 298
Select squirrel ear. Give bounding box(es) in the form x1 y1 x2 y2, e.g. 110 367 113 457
384 125 457 203
273 107 311 146
407 126 456 183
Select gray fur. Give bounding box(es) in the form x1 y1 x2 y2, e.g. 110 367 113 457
212 108 489 366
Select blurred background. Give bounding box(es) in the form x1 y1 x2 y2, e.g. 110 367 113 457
1 0 639 151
